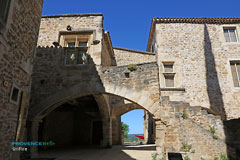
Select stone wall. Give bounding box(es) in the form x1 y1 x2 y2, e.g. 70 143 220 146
37 14 103 65
29 47 101 117
155 23 240 120
0 0 43 160
113 47 156 66
155 97 228 160
29 46 160 119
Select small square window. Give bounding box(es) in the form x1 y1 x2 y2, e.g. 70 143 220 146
10 85 21 104
164 64 174 72
224 28 238 42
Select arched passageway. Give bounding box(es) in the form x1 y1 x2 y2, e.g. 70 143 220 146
38 95 104 150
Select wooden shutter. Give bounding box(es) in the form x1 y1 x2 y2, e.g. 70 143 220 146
165 76 174 87
237 62 240 86
230 62 239 87
224 29 230 42
229 29 237 42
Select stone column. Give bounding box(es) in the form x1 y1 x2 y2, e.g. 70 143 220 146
144 111 155 144
112 116 122 145
101 117 112 148
28 120 41 158
155 119 167 159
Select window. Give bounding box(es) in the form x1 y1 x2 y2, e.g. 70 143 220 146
163 62 175 88
151 44 155 53
59 31 92 66
230 61 240 87
65 48 88 65
165 76 174 87
0 0 11 28
10 85 21 104
164 64 173 72
224 28 238 42
67 42 75 47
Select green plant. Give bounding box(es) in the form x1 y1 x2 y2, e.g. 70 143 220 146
181 143 192 152
210 127 216 134
184 156 191 160
152 153 157 160
127 64 137 71
191 149 195 153
200 157 205 160
214 157 219 160
213 135 218 140
220 154 228 160
181 112 188 119
121 122 129 138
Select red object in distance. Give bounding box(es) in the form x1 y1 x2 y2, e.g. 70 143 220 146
134 135 144 140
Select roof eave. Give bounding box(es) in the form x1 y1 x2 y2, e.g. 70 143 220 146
146 18 156 52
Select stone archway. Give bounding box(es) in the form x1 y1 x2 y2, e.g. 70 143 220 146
27 80 164 157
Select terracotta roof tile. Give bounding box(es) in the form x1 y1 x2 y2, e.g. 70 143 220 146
153 17 240 24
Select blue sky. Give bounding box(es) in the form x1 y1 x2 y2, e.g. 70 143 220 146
42 0 240 134
42 0 240 51
121 109 144 134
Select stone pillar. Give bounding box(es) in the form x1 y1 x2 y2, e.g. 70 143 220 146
112 116 122 145
101 117 112 148
28 120 41 158
155 119 167 159
144 111 155 144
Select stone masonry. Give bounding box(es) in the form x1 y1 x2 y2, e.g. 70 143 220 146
0 0 43 160
1 7 240 160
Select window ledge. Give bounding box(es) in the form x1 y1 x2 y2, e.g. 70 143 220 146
160 88 185 92
163 72 176 76
222 42 240 45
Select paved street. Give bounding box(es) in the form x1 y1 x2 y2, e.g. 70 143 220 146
34 144 156 160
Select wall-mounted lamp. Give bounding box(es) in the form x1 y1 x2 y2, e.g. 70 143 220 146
66 25 72 31
52 42 59 47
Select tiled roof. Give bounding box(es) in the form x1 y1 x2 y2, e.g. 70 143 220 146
153 17 240 24
147 17 240 51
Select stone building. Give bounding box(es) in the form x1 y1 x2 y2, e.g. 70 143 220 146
1 2 240 159
0 0 43 160
26 14 240 160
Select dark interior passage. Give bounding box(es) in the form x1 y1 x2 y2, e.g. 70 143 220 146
38 95 103 150
224 118 240 159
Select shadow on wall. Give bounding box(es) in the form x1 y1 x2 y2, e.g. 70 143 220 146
204 24 240 159
204 24 226 119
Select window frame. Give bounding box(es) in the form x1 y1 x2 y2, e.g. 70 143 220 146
164 75 175 88
162 62 175 88
230 60 240 88
223 27 238 43
0 0 11 29
9 84 21 105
